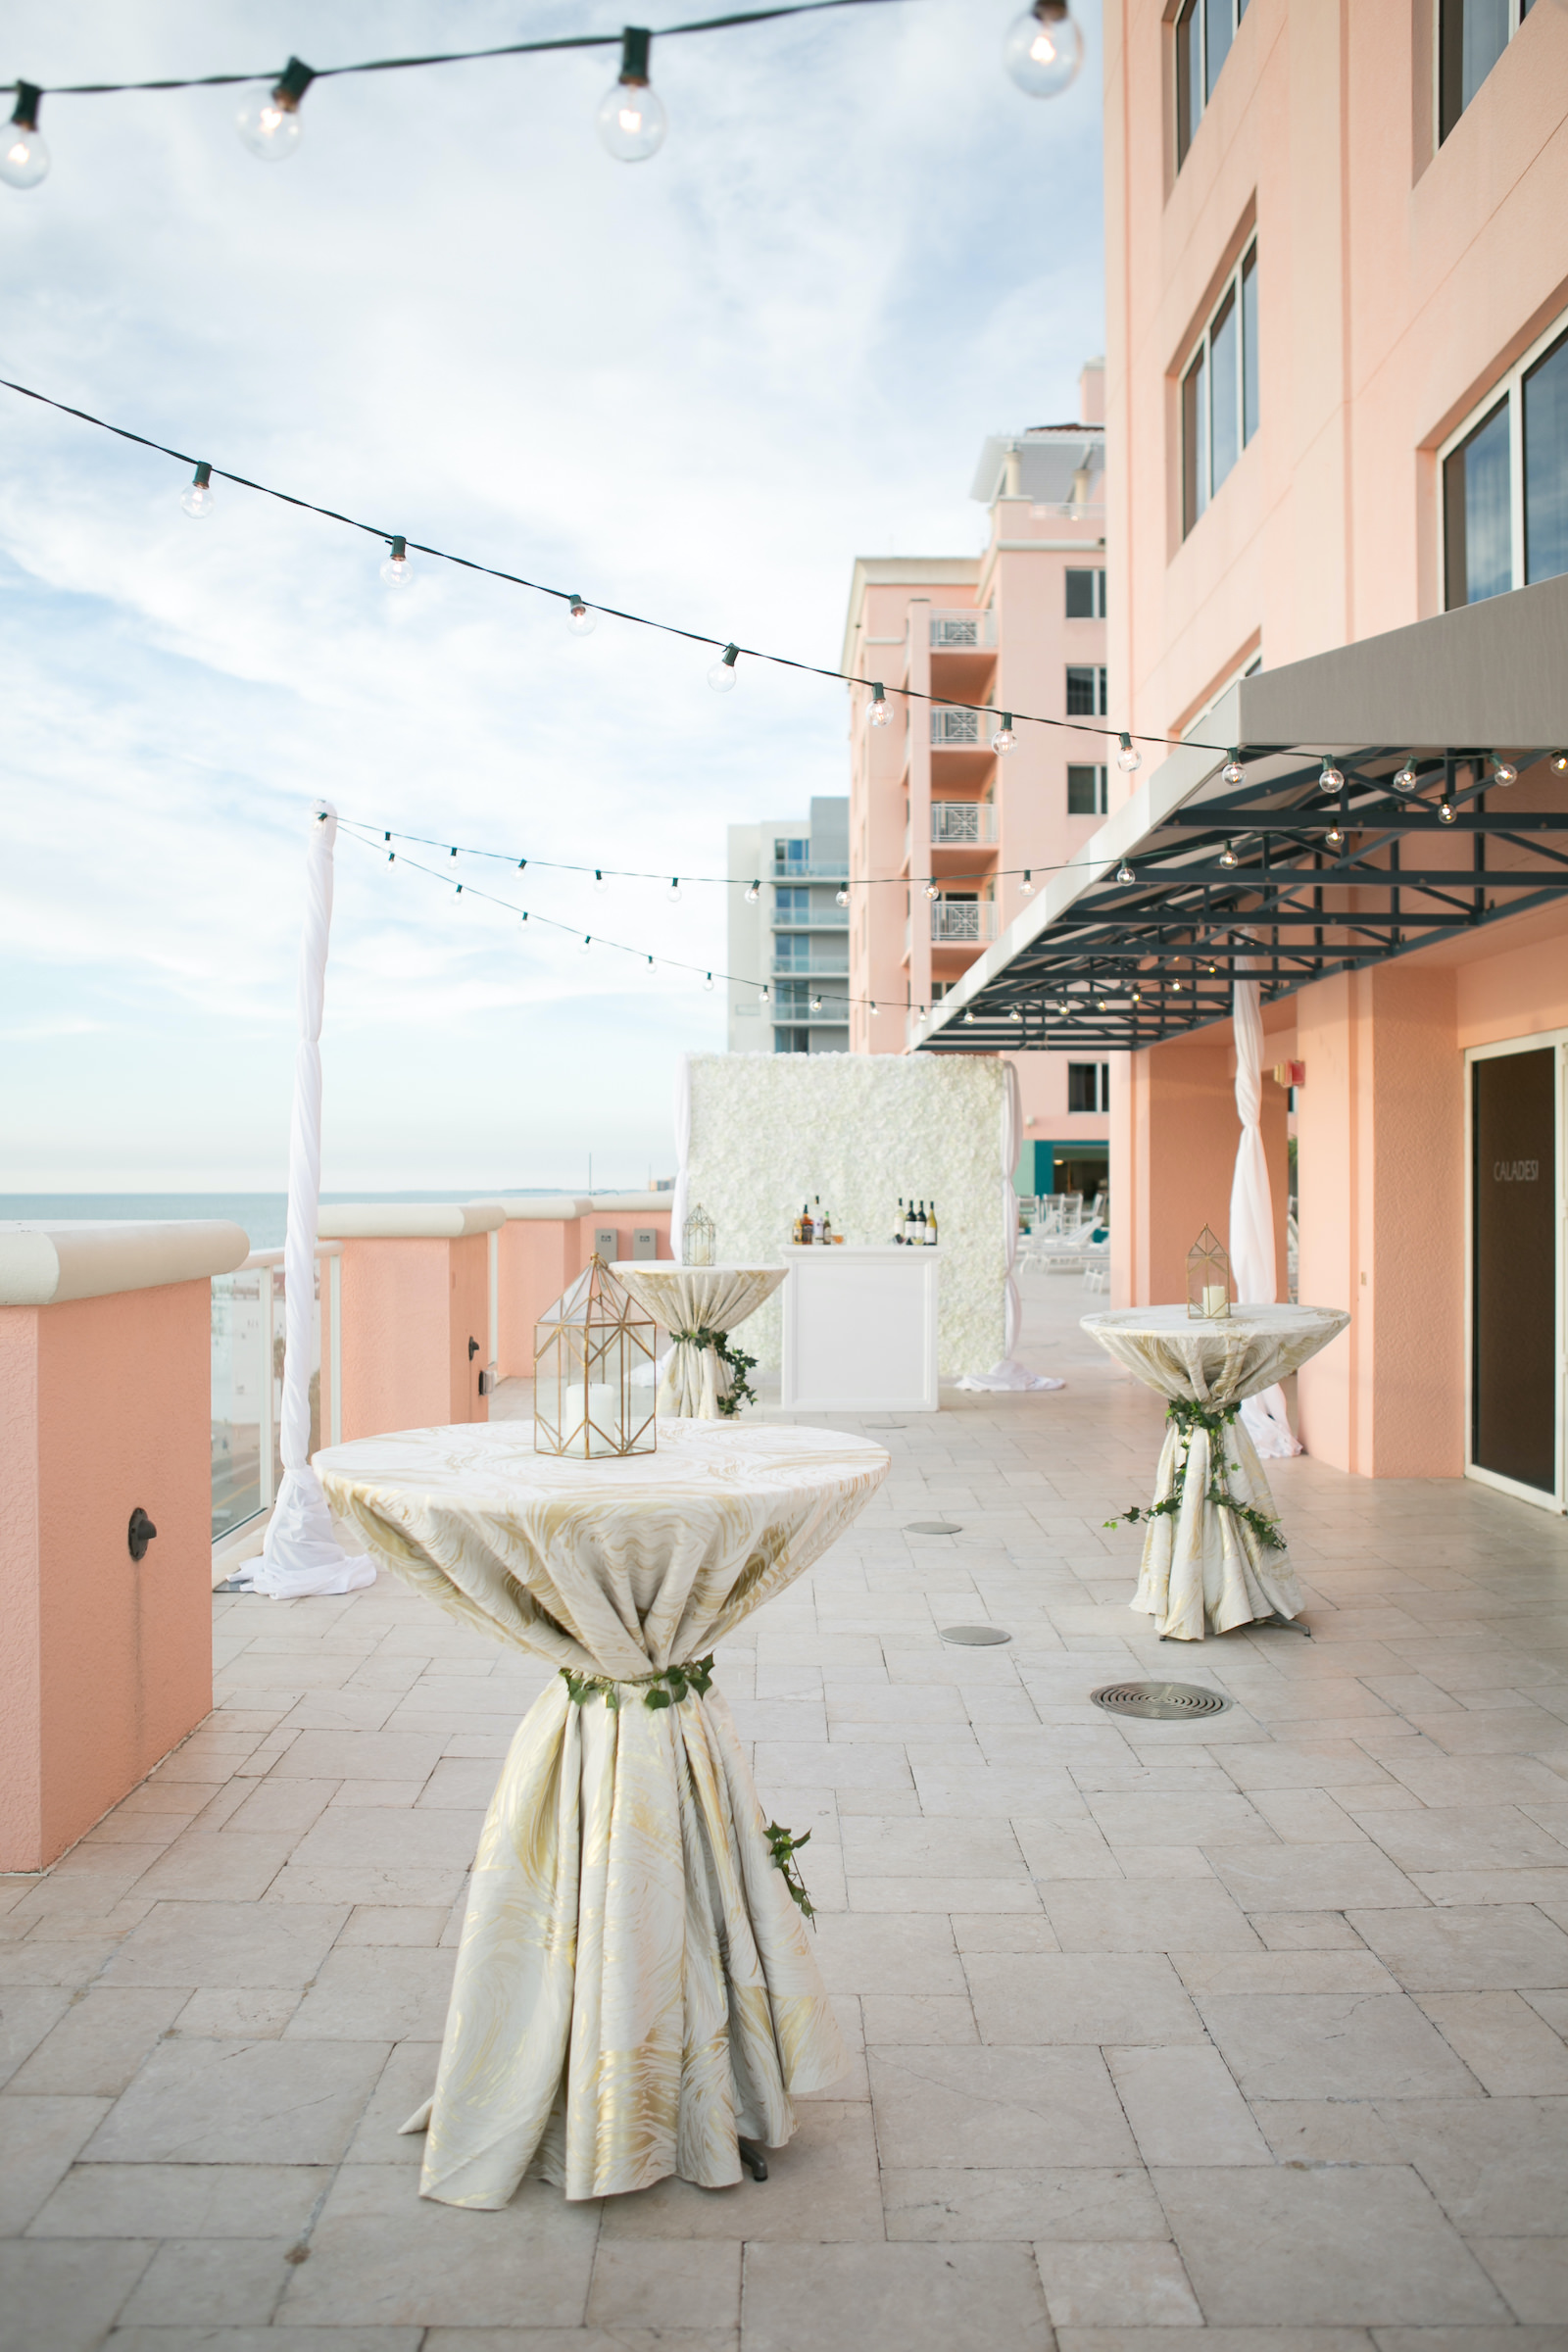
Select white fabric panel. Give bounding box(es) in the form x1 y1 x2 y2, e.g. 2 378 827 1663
670 1053 692 1250
963 1057 1062 1390
1229 965 1301 1459
248 804 373 1599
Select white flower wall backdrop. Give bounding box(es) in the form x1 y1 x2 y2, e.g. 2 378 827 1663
685 1053 1006 1376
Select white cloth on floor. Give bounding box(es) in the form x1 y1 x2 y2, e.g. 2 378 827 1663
957 1363 1066 1392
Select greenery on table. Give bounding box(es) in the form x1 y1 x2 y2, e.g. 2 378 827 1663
764 1819 816 1921
670 1324 759 1415
561 1653 716 1711
1104 1394 1285 1552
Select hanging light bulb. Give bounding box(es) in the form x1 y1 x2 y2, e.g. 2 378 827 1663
1325 823 1345 849
1319 760 1345 791
759 984 770 1004
566 594 596 636
597 26 667 161
1393 761 1418 793
1221 751 1245 786
963 1008 975 1025
380 535 412 587
1219 842 1238 868
1003 0 1085 97
868 681 893 728
809 994 822 1013
593 868 608 892
237 57 314 161
581 935 595 956
1115 858 1135 885
0 83 49 189
991 712 1017 755
1132 986 1143 1004
1553 753 1568 774
835 885 850 907
667 876 682 902
922 878 940 901
1493 759 1518 786
1439 796 1456 824
869 1001 879 1017
708 642 740 693
1020 869 1035 894
1116 733 1142 773
180 463 216 519
704 972 714 991
745 878 760 904
1010 1006 1024 1022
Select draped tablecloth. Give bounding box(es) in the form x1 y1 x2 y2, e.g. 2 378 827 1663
614 1263 787 1419
316 1418 888 2206
1081 1304 1349 1642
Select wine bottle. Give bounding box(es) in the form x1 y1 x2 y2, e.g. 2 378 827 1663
916 1201 928 1244
800 1200 813 1247
895 1196 906 1245
926 1200 939 1247
904 1199 917 1245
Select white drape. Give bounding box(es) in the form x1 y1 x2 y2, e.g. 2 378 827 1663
1229 963 1300 1459
670 1052 692 1251
247 803 374 1599
957 1058 1064 1394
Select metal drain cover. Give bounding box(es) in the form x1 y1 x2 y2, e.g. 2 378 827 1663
941 1624 1011 1646
906 1520 961 1536
1092 1681 1231 1720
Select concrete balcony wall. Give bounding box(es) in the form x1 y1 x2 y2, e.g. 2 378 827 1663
488 1195 674 1379
0 1219 248 1873
318 1203 505 1441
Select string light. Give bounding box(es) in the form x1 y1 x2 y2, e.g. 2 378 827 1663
922 879 939 900
745 879 760 903
1020 870 1035 894
759 984 770 1004
991 713 1017 755
1325 823 1345 849
1003 1 1085 97
963 1008 975 1024
708 642 740 693
236 58 313 161
597 27 666 161
704 971 713 990
868 682 893 728
1554 754 1568 774
1320 760 1345 791
380 535 412 587
0 85 48 188
1116 734 1141 773
1493 759 1517 786
1221 752 1244 786
1219 842 1238 868
594 868 608 892
1115 858 1135 885
579 932 592 952
808 994 823 1012
1393 762 1418 792
835 885 850 906
869 1002 879 1016
180 462 215 519
566 595 596 636
667 877 682 902
1439 796 1456 824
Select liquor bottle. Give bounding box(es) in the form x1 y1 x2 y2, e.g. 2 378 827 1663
814 1194 826 1246
904 1199 917 1245
894 1196 906 1245
926 1200 939 1247
916 1201 928 1244
800 1200 813 1247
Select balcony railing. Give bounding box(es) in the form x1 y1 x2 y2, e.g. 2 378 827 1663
212 1244 341 1544
770 859 849 880
771 953 850 977
773 987 850 1020
932 801 998 845
929 608 997 650
931 899 998 944
773 906 849 929
930 706 991 749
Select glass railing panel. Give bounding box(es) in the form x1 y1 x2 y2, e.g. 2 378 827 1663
211 1261 269 1542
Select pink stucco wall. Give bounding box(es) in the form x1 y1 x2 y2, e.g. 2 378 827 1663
1112 1026 1289 1310
497 1209 673 1379
0 1282 214 1873
336 1233 492 1442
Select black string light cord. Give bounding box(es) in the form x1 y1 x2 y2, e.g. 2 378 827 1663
0 370 1205 760
9 2 915 98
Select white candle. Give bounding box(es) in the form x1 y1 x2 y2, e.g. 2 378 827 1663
1202 1285 1228 1317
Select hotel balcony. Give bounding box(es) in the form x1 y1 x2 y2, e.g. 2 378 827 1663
772 906 849 929
927 607 997 650
771 951 850 976
930 897 997 944
931 801 997 845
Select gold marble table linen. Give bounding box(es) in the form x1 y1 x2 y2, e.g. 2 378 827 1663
1081 1304 1350 1642
614 1262 787 1419
316 1418 889 2206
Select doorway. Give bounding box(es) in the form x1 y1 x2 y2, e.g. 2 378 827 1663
1467 1035 1564 1509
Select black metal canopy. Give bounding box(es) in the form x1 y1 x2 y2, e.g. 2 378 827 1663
917 577 1568 1055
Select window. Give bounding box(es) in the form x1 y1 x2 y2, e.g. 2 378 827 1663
1175 0 1250 168
774 933 810 968
1440 0 1535 145
1443 318 1568 607
773 837 808 870
1068 1062 1111 1112
773 1027 810 1054
1182 242 1259 536
1067 764 1108 815
1065 567 1106 618
774 886 810 921
1066 665 1108 716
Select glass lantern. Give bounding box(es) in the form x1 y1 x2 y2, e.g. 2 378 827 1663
682 1200 716 1267
1187 1225 1232 1320
534 1254 657 1459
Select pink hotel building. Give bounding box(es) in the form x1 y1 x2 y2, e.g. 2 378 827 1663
916 0 1568 1500
842 370 1119 1201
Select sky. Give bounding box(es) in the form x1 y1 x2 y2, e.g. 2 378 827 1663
0 0 1104 1193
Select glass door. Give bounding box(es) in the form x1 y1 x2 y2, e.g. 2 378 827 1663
1468 1036 1564 1507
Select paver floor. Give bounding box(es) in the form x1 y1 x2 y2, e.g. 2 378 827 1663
5 1276 1568 2349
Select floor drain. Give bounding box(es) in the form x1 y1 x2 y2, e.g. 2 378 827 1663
1092 1681 1232 1720
906 1520 961 1536
941 1624 1011 1646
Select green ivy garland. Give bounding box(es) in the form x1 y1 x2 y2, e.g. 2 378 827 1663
764 1819 816 1921
669 1324 759 1416
1104 1395 1285 1552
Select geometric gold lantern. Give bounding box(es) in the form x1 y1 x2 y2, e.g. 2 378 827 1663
682 1200 716 1267
1187 1224 1232 1320
533 1254 657 1458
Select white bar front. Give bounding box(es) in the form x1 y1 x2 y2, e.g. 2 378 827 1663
779 1246 940 1413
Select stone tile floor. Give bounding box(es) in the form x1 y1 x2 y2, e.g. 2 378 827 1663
6 1278 1568 2350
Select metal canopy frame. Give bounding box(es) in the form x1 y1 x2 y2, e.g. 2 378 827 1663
916 744 1568 1054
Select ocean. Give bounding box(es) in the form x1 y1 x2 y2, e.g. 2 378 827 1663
0 1192 561 1253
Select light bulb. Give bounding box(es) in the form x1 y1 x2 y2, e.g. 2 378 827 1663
963 1008 975 1025
809 994 822 1013
0 83 49 188
1020 870 1035 894
579 934 592 953
667 877 681 903
835 886 850 907
1115 858 1135 885
708 642 739 693
1221 752 1244 786
594 868 608 892
759 984 770 1004
1116 733 1142 773
869 1001 879 1017
1320 760 1345 791
1326 825 1345 849
237 57 313 161
745 879 760 903
868 682 893 728
566 595 596 636
596 27 667 161
1493 760 1517 786
922 879 939 900
704 972 713 991
1004 0 1085 97
1219 842 1238 868
181 462 215 519
380 535 412 588
1439 799 1456 824
991 713 1017 755
1393 762 1418 793
1553 754 1568 774
1132 988 1142 1004
1011 1007 1023 1022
